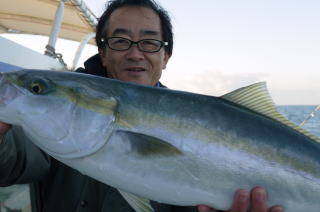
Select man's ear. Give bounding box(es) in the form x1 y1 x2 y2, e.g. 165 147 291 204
98 48 107 68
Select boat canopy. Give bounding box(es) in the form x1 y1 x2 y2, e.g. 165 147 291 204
0 0 97 44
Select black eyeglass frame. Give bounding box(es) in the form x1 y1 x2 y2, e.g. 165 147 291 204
101 37 169 53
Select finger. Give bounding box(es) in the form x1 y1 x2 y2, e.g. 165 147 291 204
250 187 268 212
229 189 249 212
269 205 284 212
0 122 11 135
197 205 218 212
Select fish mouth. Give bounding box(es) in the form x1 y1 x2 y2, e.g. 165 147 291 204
0 76 20 106
0 73 4 82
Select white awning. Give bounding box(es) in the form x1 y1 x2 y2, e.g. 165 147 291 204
0 0 97 44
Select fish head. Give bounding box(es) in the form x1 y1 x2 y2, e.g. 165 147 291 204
0 70 118 158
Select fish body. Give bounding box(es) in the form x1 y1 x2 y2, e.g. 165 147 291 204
0 70 319 211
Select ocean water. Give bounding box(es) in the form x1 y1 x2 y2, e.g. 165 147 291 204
277 105 320 137
0 105 319 211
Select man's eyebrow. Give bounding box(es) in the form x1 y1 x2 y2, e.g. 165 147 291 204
110 28 161 37
141 30 160 36
111 28 131 36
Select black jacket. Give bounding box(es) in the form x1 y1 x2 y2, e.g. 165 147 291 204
0 54 197 212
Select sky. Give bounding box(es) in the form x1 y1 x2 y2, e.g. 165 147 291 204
2 0 320 105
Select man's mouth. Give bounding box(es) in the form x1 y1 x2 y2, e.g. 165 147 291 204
125 68 146 72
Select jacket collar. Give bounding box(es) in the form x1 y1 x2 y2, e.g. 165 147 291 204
83 54 108 77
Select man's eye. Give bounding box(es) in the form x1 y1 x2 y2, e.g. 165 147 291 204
114 39 129 44
142 40 159 46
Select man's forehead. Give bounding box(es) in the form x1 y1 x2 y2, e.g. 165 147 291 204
107 6 162 37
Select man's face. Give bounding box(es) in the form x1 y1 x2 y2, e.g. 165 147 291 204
99 6 170 86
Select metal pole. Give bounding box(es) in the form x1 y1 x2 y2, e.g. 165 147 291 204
70 0 97 28
45 0 66 56
71 32 96 70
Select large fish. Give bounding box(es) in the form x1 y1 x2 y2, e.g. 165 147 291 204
0 69 319 212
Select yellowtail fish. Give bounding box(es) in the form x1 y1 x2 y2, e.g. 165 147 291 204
0 70 319 212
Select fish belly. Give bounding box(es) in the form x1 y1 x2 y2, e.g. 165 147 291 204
59 134 320 211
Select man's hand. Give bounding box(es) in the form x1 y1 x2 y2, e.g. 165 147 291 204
0 121 12 143
197 187 283 212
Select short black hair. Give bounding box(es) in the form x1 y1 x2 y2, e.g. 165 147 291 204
96 0 173 56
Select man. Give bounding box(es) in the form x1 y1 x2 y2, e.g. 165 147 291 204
0 0 283 211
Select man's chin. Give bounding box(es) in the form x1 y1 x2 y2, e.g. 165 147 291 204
119 77 151 86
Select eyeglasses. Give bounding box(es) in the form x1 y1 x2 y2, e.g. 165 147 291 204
102 37 168 53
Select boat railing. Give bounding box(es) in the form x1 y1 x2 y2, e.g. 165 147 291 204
44 0 98 70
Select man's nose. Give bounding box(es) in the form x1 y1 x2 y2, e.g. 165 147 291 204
125 44 145 61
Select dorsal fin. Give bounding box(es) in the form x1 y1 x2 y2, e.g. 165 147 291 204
221 82 320 143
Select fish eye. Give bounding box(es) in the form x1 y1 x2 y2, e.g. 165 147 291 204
29 79 48 95
31 83 42 94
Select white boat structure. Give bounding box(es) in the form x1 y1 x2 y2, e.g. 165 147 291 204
0 0 98 211
0 0 97 72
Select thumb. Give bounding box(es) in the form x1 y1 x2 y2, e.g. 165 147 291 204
0 122 12 135
197 205 219 212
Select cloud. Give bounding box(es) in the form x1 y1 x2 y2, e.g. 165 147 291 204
162 70 320 105
271 88 320 105
163 70 269 96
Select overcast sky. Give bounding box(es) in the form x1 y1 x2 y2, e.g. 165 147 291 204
3 0 320 105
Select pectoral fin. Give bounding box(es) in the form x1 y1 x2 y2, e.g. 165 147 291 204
118 189 154 212
116 130 183 157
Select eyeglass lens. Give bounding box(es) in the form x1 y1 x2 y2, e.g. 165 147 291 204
107 37 164 52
